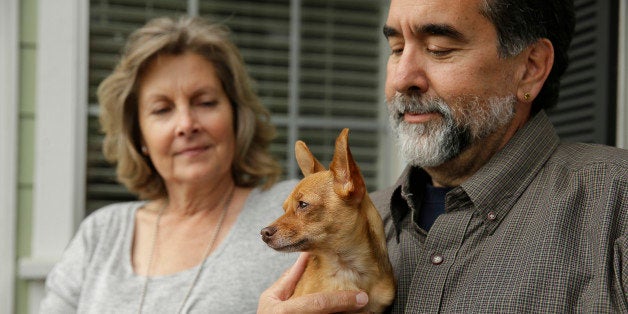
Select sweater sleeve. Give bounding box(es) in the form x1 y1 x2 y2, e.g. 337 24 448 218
39 212 99 313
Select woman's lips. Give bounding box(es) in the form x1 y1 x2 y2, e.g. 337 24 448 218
176 145 209 156
404 112 439 123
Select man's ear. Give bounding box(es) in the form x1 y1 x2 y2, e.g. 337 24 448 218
517 38 554 103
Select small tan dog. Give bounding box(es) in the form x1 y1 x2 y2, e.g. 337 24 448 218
261 128 395 313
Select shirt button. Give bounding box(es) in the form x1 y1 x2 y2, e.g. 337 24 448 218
487 211 497 221
431 254 444 265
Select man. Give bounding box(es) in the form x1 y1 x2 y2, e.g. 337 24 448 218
258 0 628 312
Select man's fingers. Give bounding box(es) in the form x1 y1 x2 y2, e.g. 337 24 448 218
266 252 310 300
286 290 369 314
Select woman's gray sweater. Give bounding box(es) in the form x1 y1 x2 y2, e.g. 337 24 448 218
40 180 298 313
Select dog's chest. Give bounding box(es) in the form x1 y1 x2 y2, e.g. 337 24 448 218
328 266 363 289
302 260 371 293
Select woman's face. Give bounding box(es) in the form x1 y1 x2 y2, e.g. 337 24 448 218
137 52 235 187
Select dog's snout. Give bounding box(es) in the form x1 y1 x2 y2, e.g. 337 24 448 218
261 226 277 243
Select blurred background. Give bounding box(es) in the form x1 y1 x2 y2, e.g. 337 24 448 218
1 0 626 313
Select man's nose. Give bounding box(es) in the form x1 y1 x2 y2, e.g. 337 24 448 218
388 47 428 95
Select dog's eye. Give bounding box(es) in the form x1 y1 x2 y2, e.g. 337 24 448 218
297 201 309 209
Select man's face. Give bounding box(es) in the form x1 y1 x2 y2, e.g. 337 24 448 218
384 0 522 167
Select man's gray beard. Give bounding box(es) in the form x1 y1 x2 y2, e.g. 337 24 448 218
388 92 516 167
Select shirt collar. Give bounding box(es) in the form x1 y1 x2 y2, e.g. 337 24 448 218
389 111 560 237
389 166 426 239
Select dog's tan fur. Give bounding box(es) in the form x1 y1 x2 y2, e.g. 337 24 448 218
261 128 395 313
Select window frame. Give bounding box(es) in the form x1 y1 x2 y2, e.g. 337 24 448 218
0 0 19 312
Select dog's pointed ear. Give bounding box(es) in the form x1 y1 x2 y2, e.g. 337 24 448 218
295 140 326 177
330 128 365 202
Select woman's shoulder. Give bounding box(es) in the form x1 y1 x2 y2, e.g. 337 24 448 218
80 201 144 233
242 179 297 218
270 178 299 192
254 179 298 201
49 201 143 273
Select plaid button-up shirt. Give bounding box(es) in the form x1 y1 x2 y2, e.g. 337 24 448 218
372 111 628 313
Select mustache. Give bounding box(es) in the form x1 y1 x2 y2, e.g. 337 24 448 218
387 92 452 120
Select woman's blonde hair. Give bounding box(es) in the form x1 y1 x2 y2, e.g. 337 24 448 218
98 16 281 200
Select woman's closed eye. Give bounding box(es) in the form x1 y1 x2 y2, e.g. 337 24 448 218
199 100 218 107
151 105 171 115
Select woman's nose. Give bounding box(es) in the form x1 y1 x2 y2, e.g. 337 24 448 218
388 48 428 95
175 107 199 136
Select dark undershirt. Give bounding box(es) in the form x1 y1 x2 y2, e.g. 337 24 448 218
416 183 452 231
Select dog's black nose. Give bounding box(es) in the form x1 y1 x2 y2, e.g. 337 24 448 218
261 226 277 243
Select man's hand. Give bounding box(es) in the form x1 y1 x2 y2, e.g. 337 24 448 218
258 252 369 314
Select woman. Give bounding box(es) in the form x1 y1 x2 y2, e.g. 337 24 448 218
41 16 296 313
